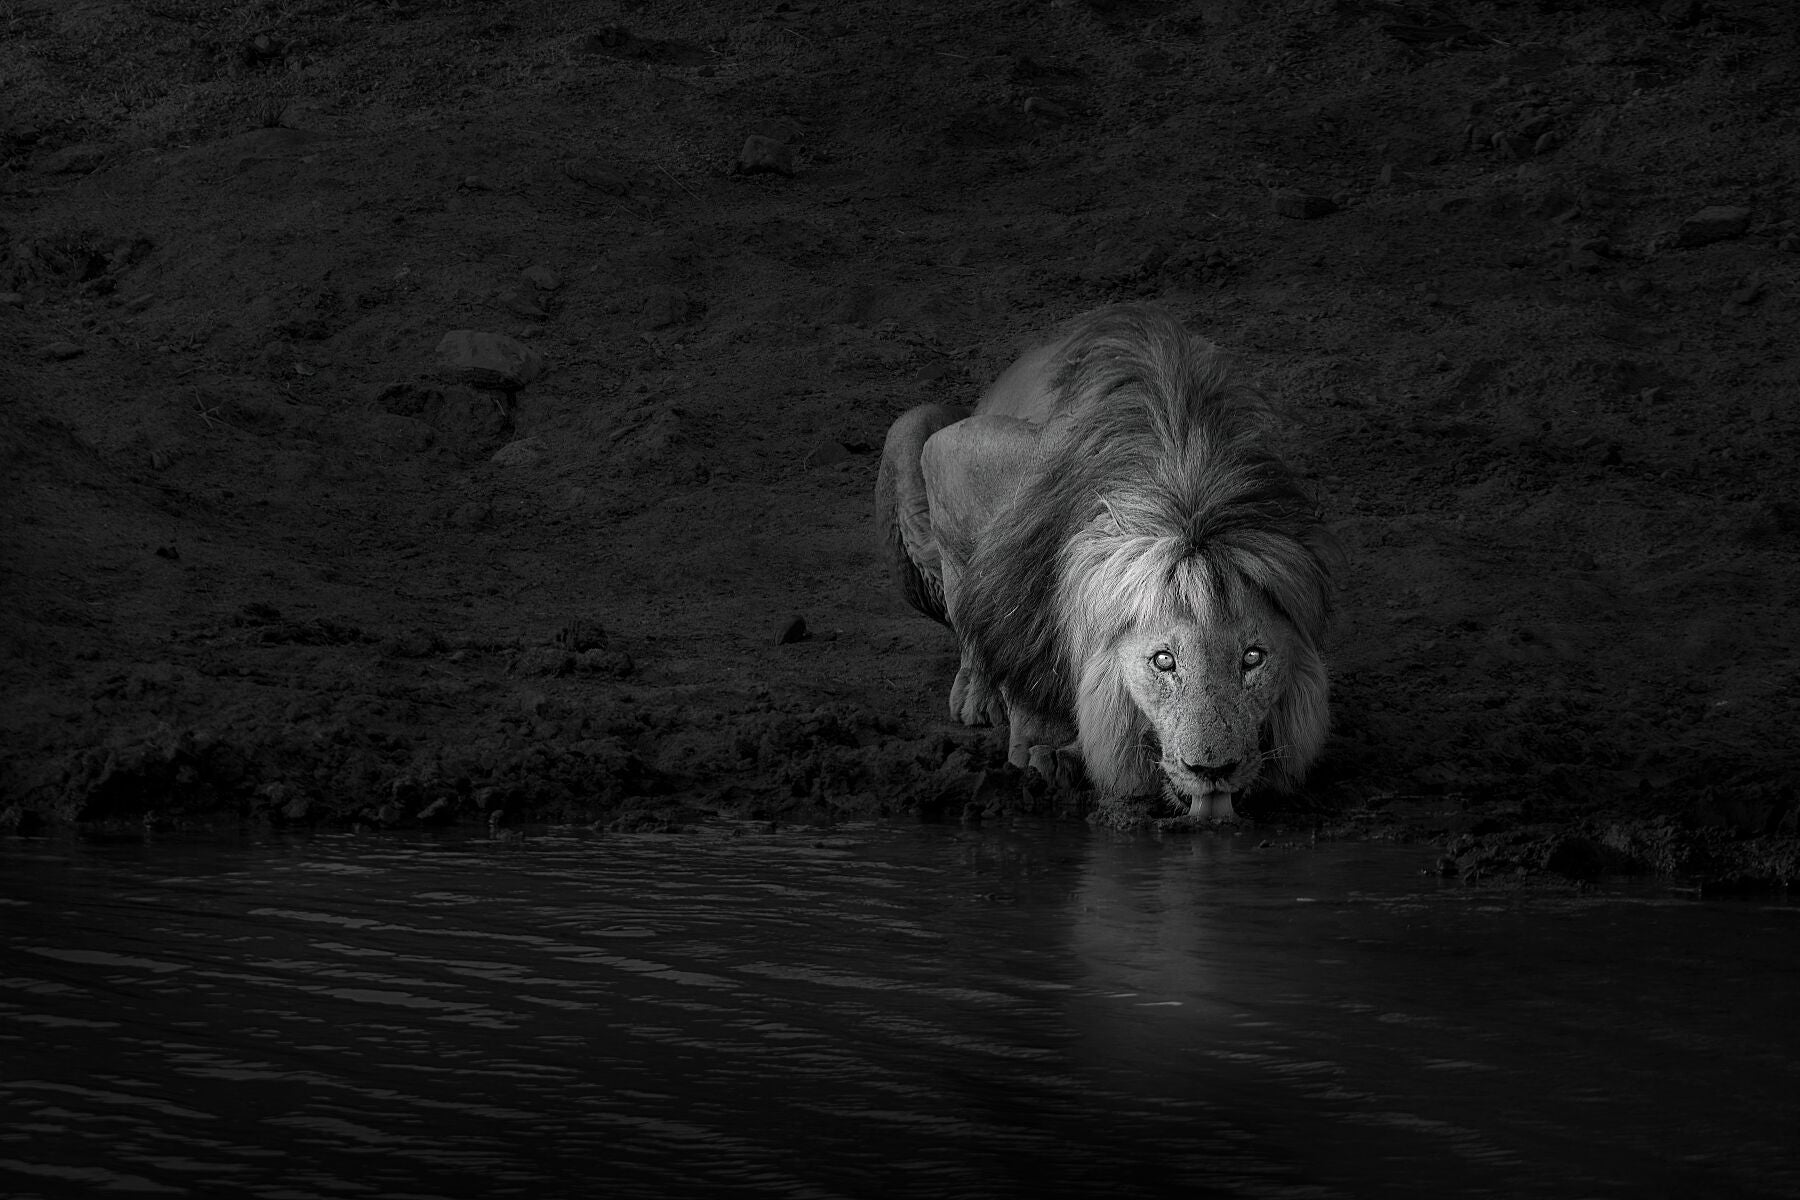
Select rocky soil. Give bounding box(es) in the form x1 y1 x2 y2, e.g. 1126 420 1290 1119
2 0 1796 888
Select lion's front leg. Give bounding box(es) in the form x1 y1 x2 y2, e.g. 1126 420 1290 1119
1006 701 1081 786
949 649 1005 727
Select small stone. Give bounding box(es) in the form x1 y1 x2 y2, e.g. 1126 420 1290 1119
737 135 794 176
1495 132 1533 159
495 289 546 319
38 142 113 174
1660 0 1702 27
1270 189 1336 219
805 440 853 468
775 615 809 645
435 329 544 391
1721 281 1764 318
1569 248 1605 273
490 437 547 467
1517 113 1554 140
1023 95 1068 121
1533 131 1559 155
1673 205 1751 248
40 341 83 360
564 157 630 194
640 284 690 329
0 292 23 308
521 265 562 291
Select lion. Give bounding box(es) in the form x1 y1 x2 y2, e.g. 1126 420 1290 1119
875 304 1333 819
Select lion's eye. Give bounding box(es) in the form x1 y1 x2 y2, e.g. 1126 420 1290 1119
1151 650 1177 673
1241 647 1266 670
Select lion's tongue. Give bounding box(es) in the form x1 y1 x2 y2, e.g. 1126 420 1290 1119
1190 792 1236 820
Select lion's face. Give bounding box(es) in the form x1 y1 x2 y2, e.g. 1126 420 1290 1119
1114 592 1296 819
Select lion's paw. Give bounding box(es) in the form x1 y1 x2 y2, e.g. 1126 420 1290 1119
1026 744 1086 793
949 663 1002 727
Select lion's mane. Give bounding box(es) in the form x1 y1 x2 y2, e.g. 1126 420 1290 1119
952 304 1334 796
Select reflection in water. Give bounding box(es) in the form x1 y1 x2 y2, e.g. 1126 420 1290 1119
1 825 1796 1199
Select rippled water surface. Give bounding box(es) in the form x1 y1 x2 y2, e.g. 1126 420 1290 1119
3 823 1797 1199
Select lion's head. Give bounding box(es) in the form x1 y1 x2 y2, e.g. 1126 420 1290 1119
1059 514 1331 818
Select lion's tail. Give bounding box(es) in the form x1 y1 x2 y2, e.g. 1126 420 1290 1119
874 402 966 626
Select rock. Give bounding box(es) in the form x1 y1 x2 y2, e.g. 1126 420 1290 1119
579 26 632 52
1270 189 1336 218
1023 96 1068 121
495 289 546 319
1673 205 1751 248
1660 0 1703 27
1533 131 1559 156
521 265 562 291
490 436 546 466
1568 247 1605 273
775 615 809 645
640 285 690 329
1493 131 1533 159
1722 279 1764 318
40 341 83 360
805 440 853 468
0 292 23 308
737 135 794 176
38 142 113 174
435 330 544 391
564 156 630 194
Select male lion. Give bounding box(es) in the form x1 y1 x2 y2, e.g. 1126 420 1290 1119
875 304 1333 819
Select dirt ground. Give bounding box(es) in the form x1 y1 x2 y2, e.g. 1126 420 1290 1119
2 0 1796 888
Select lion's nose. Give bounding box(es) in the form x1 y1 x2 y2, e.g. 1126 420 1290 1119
1184 759 1239 784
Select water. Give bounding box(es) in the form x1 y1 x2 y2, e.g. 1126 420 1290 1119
2 823 1796 1199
